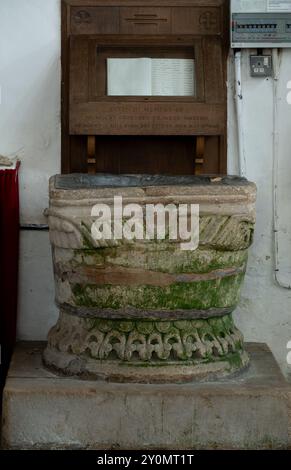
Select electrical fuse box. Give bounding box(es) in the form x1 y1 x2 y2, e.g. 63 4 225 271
231 0 291 48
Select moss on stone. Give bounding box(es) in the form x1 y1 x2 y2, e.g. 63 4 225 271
72 245 248 275
81 313 245 363
72 273 244 310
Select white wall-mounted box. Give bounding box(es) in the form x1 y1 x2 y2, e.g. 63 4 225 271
231 0 291 48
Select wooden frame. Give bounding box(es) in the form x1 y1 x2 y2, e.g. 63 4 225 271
88 43 202 102
61 0 229 174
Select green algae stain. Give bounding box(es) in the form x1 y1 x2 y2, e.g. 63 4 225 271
82 313 246 364
73 245 248 275
72 273 244 310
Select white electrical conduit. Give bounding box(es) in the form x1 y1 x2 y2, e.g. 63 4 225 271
234 51 247 177
235 49 289 288
272 49 291 289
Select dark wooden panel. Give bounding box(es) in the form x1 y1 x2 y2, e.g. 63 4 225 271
120 7 171 34
70 102 225 136
91 45 199 100
70 136 193 174
70 7 120 35
70 135 88 173
69 135 220 175
96 136 195 174
203 37 225 104
66 1 226 7
62 0 229 175
88 40 99 101
172 7 221 35
219 134 227 174
203 136 220 173
69 37 89 103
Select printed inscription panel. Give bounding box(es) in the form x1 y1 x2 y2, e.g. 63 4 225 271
70 102 225 136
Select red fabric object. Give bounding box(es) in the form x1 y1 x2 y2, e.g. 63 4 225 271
0 162 20 387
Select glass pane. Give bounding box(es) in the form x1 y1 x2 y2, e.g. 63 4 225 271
107 58 196 97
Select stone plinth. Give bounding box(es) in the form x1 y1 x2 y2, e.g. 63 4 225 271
43 174 257 382
2 342 291 450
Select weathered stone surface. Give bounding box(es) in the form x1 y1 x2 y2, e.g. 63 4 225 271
2 342 291 450
44 175 256 381
48 174 256 251
53 244 247 315
44 311 248 382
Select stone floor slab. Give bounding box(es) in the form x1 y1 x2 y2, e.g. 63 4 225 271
2 342 291 450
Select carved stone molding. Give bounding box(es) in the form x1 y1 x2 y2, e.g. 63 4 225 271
47 310 243 361
44 310 249 382
48 211 255 251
